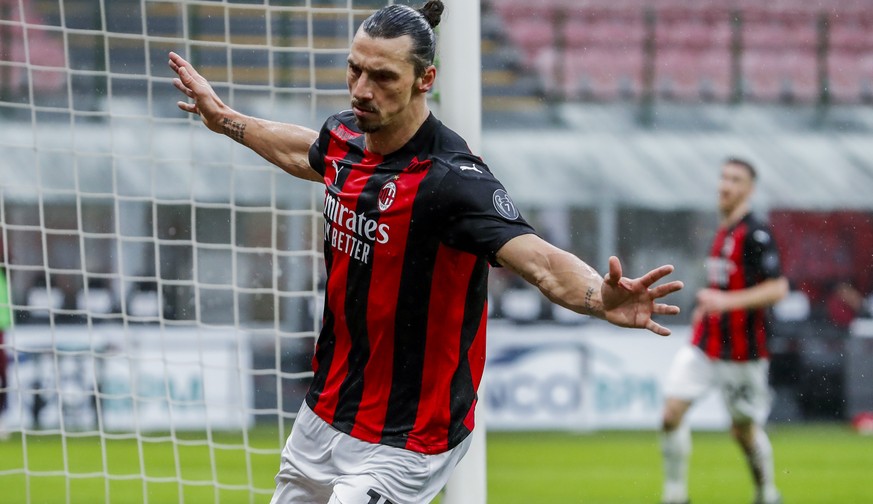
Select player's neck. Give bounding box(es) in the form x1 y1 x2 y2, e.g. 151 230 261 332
720 202 749 228
364 101 430 155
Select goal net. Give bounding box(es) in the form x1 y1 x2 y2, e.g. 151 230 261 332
0 0 417 502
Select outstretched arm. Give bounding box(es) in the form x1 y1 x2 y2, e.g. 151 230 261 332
496 234 684 336
692 276 789 324
168 51 322 182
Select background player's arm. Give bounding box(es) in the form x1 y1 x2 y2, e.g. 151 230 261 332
169 51 322 183
496 234 683 336
696 276 789 315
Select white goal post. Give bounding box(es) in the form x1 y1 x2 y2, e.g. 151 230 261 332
436 2 487 504
0 0 484 502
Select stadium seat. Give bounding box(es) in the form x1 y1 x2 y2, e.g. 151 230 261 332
26 285 64 317
828 19 873 53
655 47 732 101
654 10 731 51
504 18 556 67
741 48 819 102
562 46 645 100
562 15 646 50
826 15 873 102
127 283 160 318
76 287 115 315
826 49 873 103
75 277 117 316
490 0 557 24
0 2 66 95
561 19 597 49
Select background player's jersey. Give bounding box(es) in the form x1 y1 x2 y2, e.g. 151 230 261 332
306 111 535 454
692 213 783 361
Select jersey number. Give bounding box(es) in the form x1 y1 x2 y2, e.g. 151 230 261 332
725 383 753 404
367 489 395 504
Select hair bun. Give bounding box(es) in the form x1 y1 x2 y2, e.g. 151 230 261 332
418 0 444 29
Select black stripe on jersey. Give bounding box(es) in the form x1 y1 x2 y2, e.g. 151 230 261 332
743 237 763 360
331 163 385 433
306 146 359 412
306 205 337 407
447 259 488 448
307 306 336 409
746 312 761 359
719 312 731 360
333 167 386 432
380 175 443 448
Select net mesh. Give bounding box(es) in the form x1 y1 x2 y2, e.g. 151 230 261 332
0 0 392 501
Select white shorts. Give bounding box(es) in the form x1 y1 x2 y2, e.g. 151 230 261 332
663 345 772 424
270 402 472 504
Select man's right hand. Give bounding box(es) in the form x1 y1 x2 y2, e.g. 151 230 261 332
169 51 232 135
168 50 321 182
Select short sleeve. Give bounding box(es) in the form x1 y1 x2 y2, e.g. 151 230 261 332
308 119 332 176
437 167 536 265
747 225 783 280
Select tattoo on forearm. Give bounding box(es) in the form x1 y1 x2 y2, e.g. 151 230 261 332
584 287 595 312
223 117 246 143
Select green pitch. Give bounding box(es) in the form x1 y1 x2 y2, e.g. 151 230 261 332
483 425 873 504
1 424 871 503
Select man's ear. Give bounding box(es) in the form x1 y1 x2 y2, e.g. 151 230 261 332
416 65 437 93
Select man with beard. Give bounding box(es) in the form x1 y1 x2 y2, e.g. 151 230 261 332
170 2 684 502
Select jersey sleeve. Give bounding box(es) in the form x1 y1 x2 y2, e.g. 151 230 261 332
307 118 333 177
436 166 536 265
746 224 783 280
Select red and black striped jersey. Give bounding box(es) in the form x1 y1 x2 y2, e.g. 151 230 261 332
305 111 535 454
692 213 783 361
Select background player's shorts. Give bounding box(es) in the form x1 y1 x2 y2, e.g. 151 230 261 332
270 402 472 504
663 345 772 424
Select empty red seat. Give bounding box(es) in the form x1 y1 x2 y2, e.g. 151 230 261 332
655 47 732 101
0 2 67 95
561 46 645 100
491 0 557 24
741 48 819 102
505 18 556 67
827 49 873 102
828 15 873 53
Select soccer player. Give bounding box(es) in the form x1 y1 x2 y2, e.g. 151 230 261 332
659 158 789 504
170 2 684 502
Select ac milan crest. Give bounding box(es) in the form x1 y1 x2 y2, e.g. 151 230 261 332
378 181 397 211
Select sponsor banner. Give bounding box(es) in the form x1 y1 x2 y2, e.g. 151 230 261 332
4 325 252 431
485 322 729 431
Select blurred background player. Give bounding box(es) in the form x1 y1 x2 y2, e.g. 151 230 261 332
659 158 789 504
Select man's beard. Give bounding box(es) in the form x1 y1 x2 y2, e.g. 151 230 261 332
354 116 382 133
352 99 381 132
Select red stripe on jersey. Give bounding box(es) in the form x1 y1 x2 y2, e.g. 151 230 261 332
464 304 489 433
691 322 703 351
407 247 478 453
754 311 770 359
728 224 750 360
311 142 367 424
706 314 721 357
464 398 478 433
729 310 749 360
694 227 727 357
349 161 430 443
